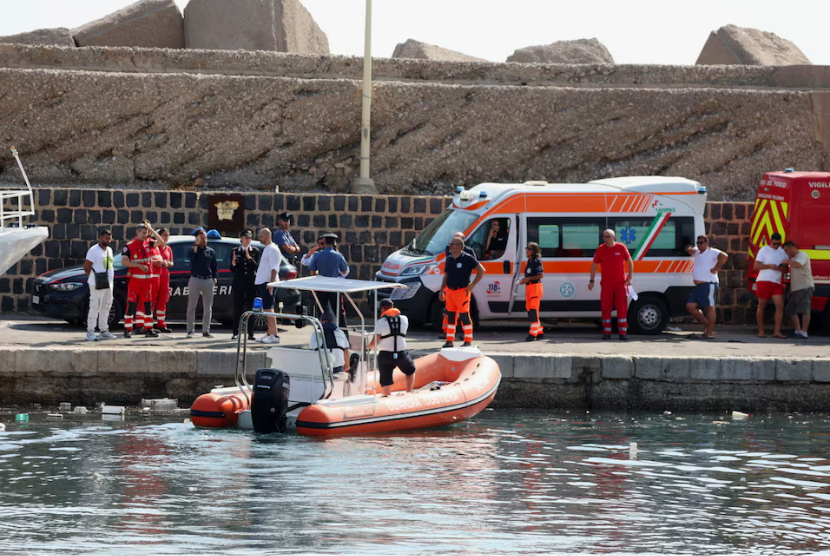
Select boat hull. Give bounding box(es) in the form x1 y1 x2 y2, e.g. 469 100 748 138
0 226 48 276
296 351 501 437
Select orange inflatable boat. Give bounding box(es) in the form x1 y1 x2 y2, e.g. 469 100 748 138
295 348 501 437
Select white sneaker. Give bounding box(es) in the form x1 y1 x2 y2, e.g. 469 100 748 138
258 334 271 343
261 335 281 344
85 332 97 342
99 331 117 340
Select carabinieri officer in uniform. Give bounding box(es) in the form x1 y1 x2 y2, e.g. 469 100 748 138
309 232 350 327
230 229 260 340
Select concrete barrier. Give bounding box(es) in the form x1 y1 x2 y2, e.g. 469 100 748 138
3 346 830 411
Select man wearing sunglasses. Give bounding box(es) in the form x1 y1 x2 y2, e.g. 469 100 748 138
754 232 788 338
589 229 634 340
684 235 728 339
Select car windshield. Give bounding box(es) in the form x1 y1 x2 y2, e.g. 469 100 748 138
112 253 125 270
407 210 479 256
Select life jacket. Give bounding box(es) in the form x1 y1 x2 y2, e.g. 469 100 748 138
320 322 348 354
380 308 406 352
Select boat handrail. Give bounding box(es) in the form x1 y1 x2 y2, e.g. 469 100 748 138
235 311 333 406
1 147 36 229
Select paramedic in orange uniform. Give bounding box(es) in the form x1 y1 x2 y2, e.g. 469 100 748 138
121 223 157 338
519 242 544 341
589 229 634 341
439 237 485 348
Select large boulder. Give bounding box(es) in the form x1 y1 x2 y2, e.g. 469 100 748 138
507 38 614 64
392 39 486 62
696 25 811 66
73 0 184 49
184 0 329 54
0 28 74 47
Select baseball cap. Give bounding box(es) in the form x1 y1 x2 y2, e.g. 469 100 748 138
278 211 293 222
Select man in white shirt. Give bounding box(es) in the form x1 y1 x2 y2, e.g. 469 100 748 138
753 233 788 338
372 299 417 397
83 228 116 341
781 241 815 339
309 312 351 374
255 228 282 344
684 235 728 339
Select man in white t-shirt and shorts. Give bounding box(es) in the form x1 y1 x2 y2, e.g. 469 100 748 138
781 241 815 339
255 228 282 344
685 235 728 339
753 233 788 339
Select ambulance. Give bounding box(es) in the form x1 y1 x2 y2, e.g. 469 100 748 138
747 170 830 330
375 177 708 334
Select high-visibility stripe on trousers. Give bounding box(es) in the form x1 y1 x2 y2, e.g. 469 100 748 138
125 314 134 331
446 319 473 343
600 282 628 336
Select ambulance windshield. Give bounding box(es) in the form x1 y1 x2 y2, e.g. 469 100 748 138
406 210 478 256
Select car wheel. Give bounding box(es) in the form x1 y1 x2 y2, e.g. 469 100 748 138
107 297 123 330
627 295 669 335
429 296 444 330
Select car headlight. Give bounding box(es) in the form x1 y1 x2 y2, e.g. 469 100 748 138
400 264 437 276
50 282 84 292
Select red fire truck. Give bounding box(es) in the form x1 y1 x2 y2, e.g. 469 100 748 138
747 169 830 330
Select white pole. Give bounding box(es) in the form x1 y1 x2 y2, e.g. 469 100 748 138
353 0 377 193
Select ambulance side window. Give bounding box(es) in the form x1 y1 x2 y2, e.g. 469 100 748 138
527 218 604 258
608 217 695 256
468 218 510 260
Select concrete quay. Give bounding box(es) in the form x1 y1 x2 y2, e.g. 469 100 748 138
2 317 830 413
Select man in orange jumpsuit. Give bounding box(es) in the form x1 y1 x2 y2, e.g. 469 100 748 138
121 223 157 338
439 237 486 348
589 229 634 341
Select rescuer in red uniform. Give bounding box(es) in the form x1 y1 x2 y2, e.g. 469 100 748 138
154 228 174 333
122 223 158 338
143 225 167 332
589 229 634 341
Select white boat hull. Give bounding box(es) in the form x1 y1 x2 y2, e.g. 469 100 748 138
0 227 48 276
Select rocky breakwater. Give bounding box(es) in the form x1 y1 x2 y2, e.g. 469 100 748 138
0 46 827 199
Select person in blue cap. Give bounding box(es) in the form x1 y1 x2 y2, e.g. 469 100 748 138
309 233 349 327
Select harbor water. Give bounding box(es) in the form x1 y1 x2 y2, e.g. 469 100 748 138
2 410 830 555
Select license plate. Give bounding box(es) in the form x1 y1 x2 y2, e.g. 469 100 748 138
32 295 40 305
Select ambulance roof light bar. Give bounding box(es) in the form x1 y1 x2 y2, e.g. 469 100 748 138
784 168 794 173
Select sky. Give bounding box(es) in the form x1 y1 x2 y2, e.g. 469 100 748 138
0 0 828 66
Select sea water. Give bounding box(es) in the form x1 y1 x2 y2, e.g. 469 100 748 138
1 410 830 555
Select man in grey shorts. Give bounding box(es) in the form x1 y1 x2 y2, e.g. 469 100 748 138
781 241 814 339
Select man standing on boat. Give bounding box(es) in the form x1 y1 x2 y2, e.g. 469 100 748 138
440 237 486 348
373 299 416 396
309 311 351 375
309 232 350 327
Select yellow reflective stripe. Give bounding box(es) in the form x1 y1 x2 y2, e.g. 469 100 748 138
748 246 755 259
752 211 773 245
803 249 830 261
770 201 787 242
751 199 768 244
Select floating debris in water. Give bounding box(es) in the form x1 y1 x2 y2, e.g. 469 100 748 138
732 411 750 419
72 407 88 415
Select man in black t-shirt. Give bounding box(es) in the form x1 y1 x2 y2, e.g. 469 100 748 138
440 238 486 348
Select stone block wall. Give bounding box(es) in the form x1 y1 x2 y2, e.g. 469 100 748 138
1 191 755 324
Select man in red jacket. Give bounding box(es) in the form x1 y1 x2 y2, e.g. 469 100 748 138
589 229 634 341
121 223 157 338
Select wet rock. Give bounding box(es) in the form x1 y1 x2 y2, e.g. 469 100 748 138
184 0 329 54
0 28 74 47
507 38 614 64
696 25 811 66
392 39 486 62
73 0 184 49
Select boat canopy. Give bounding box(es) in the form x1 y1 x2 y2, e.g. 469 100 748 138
268 276 406 294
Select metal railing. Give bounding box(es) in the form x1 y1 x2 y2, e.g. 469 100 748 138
0 147 36 229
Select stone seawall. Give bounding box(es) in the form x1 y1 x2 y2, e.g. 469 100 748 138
1 188 754 323
0 45 827 199
2 346 829 412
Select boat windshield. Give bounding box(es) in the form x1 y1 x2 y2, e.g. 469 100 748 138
405 210 479 256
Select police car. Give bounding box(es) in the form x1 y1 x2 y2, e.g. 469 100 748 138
31 235 299 329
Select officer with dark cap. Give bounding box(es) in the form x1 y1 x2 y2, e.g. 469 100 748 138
309 232 350 327
230 229 260 340
274 212 300 262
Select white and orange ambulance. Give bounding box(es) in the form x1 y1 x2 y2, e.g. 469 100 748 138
376 177 708 334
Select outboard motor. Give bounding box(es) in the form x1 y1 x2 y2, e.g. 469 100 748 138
251 369 290 433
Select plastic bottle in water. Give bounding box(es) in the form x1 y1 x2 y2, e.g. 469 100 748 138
15 413 29 422
253 297 263 312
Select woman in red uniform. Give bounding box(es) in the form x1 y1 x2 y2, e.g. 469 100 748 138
154 228 174 332
519 242 544 341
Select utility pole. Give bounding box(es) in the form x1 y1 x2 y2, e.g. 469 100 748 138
351 0 378 194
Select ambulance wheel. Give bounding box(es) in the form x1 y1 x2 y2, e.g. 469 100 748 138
628 296 668 335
